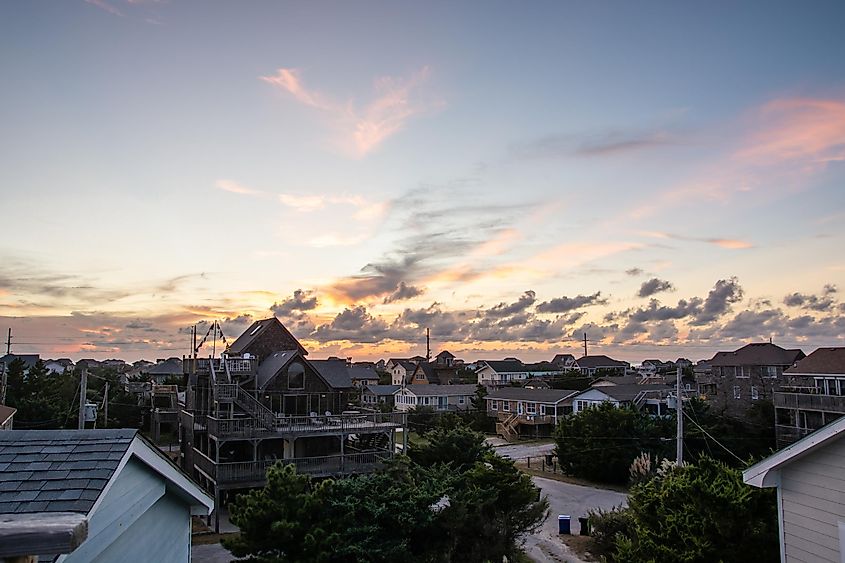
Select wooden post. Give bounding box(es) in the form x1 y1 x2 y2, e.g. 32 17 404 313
78 369 88 430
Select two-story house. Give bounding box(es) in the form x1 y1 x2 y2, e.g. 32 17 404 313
774 347 845 446
180 317 405 531
699 342 805 419
475 359 529 389
572 355 629 376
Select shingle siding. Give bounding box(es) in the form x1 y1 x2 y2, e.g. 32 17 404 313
780 436 845 562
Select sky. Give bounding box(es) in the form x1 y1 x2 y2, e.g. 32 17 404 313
1 1 845 363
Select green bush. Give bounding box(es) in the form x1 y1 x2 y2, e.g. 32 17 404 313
587 505 633 557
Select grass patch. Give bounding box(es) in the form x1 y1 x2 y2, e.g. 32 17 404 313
559 534 600 562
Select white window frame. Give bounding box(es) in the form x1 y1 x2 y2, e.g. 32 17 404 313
733 386 741 399
736 366 748 378
766 366 778 378
502 401 510 412
458 396 465 405
751 386 759 400
526 402 536 414
540 405 547 416
491 400 498 410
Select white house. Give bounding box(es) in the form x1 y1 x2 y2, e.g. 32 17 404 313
475 360 529 388
387 359 419 386
570 384 672 415
0 428 213 562
394 384 477 412
743 416 845 563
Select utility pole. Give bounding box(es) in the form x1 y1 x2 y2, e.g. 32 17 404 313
103 382 109 429
425 328 431 361
676 366 683 466
78 368 88 430
583 333 588 357
5 328 11 355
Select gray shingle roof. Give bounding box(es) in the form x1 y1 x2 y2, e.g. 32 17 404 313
710 343 804 367
785 347 845 375
364 385 400 396
404 384 478 396
575 355 629 368
256 351 298 389
0 429 135 515
347 366 378 382
487 387 579 403
582 383 670 402
479 360 525 373
308 360 353 389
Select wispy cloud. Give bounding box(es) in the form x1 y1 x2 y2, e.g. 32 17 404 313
512 128 681 159
216 179 266 197
260 66 440 157
641 231 753 250
85 0 124 16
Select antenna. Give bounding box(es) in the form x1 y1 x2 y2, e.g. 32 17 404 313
583 333 588 357
426 328 431 361
5 328 10 355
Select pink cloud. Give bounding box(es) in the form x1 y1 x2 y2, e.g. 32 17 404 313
85 0 124 16
260 66 439 157
737 98 845 166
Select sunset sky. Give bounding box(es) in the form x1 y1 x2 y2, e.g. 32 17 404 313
2 1 845 363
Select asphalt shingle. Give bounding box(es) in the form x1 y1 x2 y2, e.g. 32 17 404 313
0 428 135 515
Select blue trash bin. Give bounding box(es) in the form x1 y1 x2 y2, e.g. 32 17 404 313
558 515 571 535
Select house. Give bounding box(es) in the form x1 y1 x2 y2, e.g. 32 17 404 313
76 359 102 370
699 343 805 419
433 350 456 367
394 384 477 412
0 428 213 562
0 405 15 430
743 415 845 563
475 359 528 389
44 358 75 375
486 388 578 440
775 347 845 447
181 317 404 531
550 354 577 370
569 383 674 416
361 384 400 408
348 365 379 388
142 357 184 384
572 355 629 376
387 359 419 386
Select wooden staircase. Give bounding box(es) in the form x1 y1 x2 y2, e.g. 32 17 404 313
496 413 520 442
210 359 277 431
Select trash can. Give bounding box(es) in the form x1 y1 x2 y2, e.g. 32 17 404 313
545 454 554 466
558 515 571 535
578 517 590 536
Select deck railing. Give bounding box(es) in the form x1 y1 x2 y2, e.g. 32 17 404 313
205 411 406 439
774 392 845 413
185 357 258 376
213 451 392 483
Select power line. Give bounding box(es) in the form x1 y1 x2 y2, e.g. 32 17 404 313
683 411 745 464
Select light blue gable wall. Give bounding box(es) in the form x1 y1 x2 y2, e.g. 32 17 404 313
571 389 618 413
63 457 192 563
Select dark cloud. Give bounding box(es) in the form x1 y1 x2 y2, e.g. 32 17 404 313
626 268 644 276
485 291 536 318
536 292 607 313
383 282 425 304
270 289 318 316
638 278 674 298
312 306 389 343
691 277 744 325
783 285 838 312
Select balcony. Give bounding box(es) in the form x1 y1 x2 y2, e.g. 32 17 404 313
193 448 391 487
205 412 406 440
184 357 258 377
495 412 555 425
775 424 814 447
774 392 845 414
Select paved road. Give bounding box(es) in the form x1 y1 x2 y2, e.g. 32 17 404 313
523 476 628 563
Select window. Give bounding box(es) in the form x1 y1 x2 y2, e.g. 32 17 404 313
540 405 547 416
458 396 465 404
733 386 741 399
491 400 499 410
751 386 759 400
287 362 305 389
766 366 778 378
502 401 510 412
416 372 425 380
526 403 536 414
736 366 747 378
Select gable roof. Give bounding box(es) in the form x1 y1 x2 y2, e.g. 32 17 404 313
577 383 670 402
308 359 353 389
364 384 400 396
256 350 299 389
710 342 804 367
401 384 478 396
551 354 575 363
348 365 378 381
784 347 845 375
227 317 308 357
144 358 183 376
486 387 579 403
411 362 439 384
435 350 455 359
744 415 845 488
0 429 212 516
478 360 525 373
575 355 628 368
